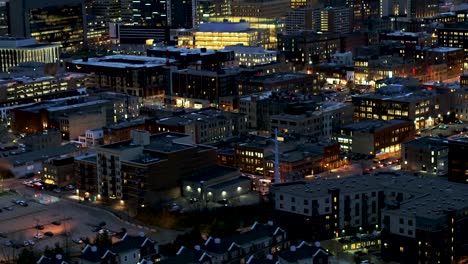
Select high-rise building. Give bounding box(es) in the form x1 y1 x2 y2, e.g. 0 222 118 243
0 1 8 36
435 22 468 71
132 0 168 27
379 0 438 20
8 0 86 51
312 6 352 34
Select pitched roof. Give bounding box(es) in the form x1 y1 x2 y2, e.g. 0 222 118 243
79 244 116 262
36 255 68 264
278 241 330 262
227 222 285 246
111 233 155 253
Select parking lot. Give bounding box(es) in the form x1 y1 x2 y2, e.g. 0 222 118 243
0 191 154 259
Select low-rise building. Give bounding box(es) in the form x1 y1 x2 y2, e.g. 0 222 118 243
277 241 331 264
103 117 146 145
161 221 288 264
237 72 320 96
66 55 173 97
401 137 449 176
145 108 247 144
78 128 103 148
270 173 468 263
448 136 468 183
352 85 449 130
42 157 75 187
271 102 354 138
79 233 158 264
96 130 217 206
6 144 78 178
224 44 277 67
182 166 251 201
0 37 60 72
334 119 415 159
23 129 61 152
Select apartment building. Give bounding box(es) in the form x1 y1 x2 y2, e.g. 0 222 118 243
401 137 449 176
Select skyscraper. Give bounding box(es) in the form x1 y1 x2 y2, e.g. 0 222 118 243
8 0 86 51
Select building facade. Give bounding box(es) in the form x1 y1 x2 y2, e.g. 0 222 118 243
401 137 449 176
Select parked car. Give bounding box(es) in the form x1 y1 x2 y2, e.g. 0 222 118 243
3 206 13 211
35 225 44 230
3 240 13 246
51 221 61 226
72 238 83 244
33 233 43 239
44 231 53 237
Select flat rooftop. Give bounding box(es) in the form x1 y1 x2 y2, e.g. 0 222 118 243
70 55 174 69
403 136 449 149
342 119 411 132
186 166 240 182
272 172 468 220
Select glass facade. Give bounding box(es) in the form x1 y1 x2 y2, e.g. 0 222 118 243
29 4 84 51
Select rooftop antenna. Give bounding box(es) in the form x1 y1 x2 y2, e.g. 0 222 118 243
274 128 280 183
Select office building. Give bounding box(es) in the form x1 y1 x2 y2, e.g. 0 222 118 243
0 72 86 101
285 8 313 34
239 91 319 131
278 31 341 70
0 38 60 72
169 68 238 110
147 46 235 71
188 22 269 50
380 0 438 20
271 173 468 263
352 85 449 130
23 129 62 152
66 55 172 97
271 102 354 138
8 0 86 51
131 0 168 27
237 73 321 96
224 44 277 67
312 6 352 34
448 137 468 183
401 137 449 176
145 108 247 144
334 119 414 158
207 17 283 49
11 92 139 140
435 22 468 70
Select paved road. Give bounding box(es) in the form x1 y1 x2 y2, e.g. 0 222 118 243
0 178 181 261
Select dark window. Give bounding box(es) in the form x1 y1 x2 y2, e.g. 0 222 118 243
291 197 295 203
400 218 404 224
355 203 360 216
408 220 413 226
408 230 413 235
279 204 283 209
291 206 296 211
304 209 309 214
304 200 309 205
399 228 404 234
355 194 359 199
279 195 283 200
325 198 330 203
372 192 376 197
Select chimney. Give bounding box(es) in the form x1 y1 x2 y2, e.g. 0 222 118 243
290 246 296 251
194 245 201 251
214 238 221 244
131 130 150 146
